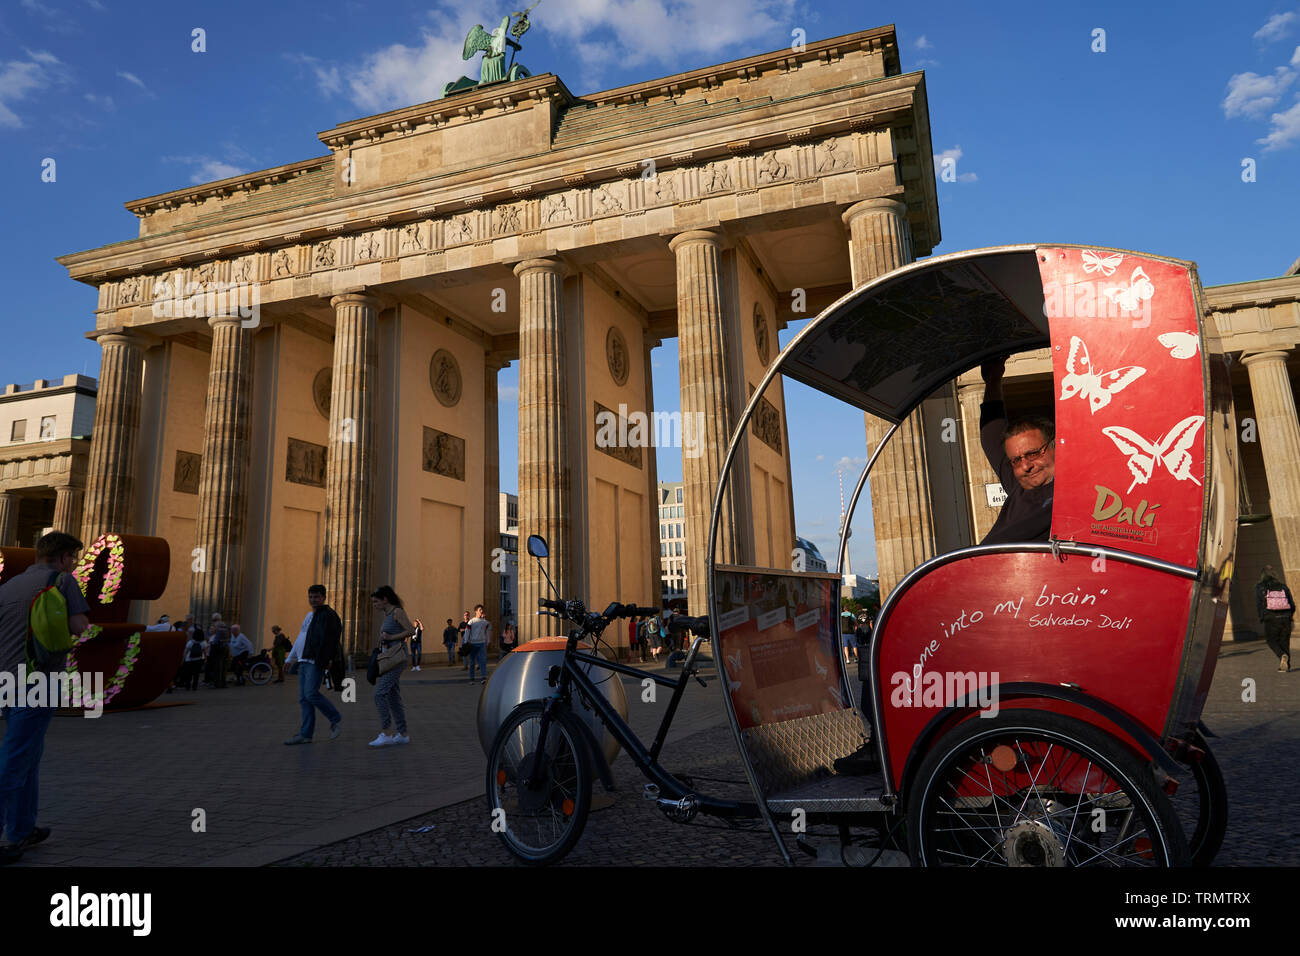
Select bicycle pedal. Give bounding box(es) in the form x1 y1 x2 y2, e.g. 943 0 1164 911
642 784 660 801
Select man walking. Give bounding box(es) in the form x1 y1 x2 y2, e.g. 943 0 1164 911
442 618 458 666
0 532 90 865
458 610 471 670
466 604 492 684
1256 566 1296 672
283 585 343 744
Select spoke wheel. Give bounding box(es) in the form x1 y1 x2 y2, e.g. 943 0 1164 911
249 662 273 686
486 701 592 865
1181 735 1228 867
907 710 1188 868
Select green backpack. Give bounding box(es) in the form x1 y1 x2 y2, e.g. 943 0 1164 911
26 571 76 671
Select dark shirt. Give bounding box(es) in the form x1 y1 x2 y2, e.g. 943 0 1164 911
979 400 1054 546
1256 579 1295 619
443 625 458 646
302 604 343 665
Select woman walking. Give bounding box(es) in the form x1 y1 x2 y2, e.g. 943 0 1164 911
271 625 292 683
410 618 424 672
369 586 413 747
500 619 517 658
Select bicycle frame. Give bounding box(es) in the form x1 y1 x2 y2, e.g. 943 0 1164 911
527 626 759 821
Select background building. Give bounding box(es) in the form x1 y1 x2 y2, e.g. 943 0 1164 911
0 374 96 547
658 481 687 603
499 491 518 625
794 534 828 572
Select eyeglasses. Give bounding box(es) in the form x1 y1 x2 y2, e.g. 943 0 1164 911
1008 440 1052 468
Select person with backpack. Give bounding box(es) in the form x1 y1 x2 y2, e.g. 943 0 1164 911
271 625 292 682
442 618 458 666
1256 565 1296 672
0 531 90 865
181 628 206 690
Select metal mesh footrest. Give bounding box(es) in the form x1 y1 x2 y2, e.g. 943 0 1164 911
740 708 871 795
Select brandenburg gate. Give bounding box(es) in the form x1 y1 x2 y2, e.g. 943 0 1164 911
56 25 944 653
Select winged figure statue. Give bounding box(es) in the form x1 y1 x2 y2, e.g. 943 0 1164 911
442 3 539 97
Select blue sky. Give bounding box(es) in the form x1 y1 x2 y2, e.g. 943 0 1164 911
3 0 1299 575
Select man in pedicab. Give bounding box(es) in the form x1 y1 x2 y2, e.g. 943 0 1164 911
836 354 1056 776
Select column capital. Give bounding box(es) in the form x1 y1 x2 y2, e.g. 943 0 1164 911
644 335 663 351
513 257 567 279
485 352 512 373
95 329 143 349
956 381 986 399
668 229 724 253
206 314 250 331
1241 349 1291 369
842 198 908 228
329 291 381 311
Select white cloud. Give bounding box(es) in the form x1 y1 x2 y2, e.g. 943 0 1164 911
537 0 796 87
0 51 61 128
1254 11 1299 43
832 455 868 472
117 70 147 90
498 384 520 401
1258 93 1300 149
283 53 341 97
344 9 481 113
162 154 250 184
86 0 106 9
84 91 114 110
1223 67 1296 118
1293 45 1300 66
914 35 932 50
933 145 977 182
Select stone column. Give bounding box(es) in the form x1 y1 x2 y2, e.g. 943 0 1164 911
483 355 505 650
1242 350 1300 589
671 229 740 616
644 336 664 604
53 486 84 538
190 316 255 627
0 492 17 547
516 259 571 643
80 331 144 545
323 293 379 659
957 381 1001 542
843 199 931 597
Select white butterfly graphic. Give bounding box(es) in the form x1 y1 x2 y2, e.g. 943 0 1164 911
814 656 828 679
827 684 845 708
1081 249 1123 276
1060 335 1147 414
1104 266 1155 313
1101 415 1205 493
1157 331 1199 360
726 651 743 675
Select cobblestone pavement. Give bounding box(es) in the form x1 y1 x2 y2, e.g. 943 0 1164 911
6 641 1295 867
277 642 1300 867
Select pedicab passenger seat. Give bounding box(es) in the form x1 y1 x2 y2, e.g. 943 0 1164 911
742 709 888 813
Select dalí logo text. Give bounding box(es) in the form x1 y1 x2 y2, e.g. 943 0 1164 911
1093 484 1159 527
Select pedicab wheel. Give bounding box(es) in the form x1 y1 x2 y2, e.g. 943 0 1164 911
907 711 1189 867
1186 738 1228 867
249 662 273 686
486 700 592 865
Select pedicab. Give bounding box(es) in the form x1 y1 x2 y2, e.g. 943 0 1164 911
486 244 1235 867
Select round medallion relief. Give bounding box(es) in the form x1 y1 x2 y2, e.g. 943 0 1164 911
312 368 332 420
753 306 771 366
430 349 463 407
606 326 630 387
